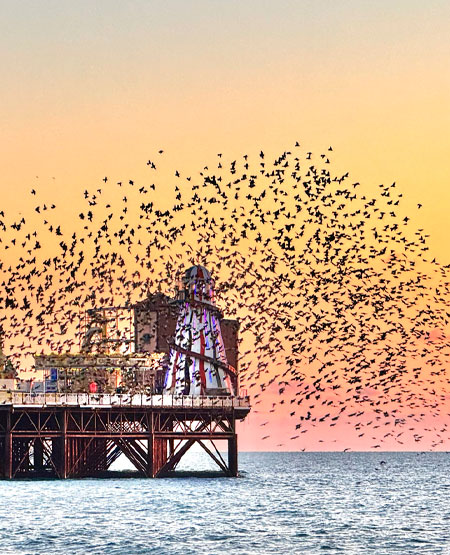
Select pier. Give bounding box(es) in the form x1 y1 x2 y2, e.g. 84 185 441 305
0 393 250 479
0 265 251 479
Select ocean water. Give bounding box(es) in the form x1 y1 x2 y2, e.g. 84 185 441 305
1 452 450 554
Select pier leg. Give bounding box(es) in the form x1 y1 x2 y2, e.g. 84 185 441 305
228 413 238 477
34 439 44 471
5 410 12 479
228 435 238 477
147 436 153 477
152 438 168 477
59 409 67 479
96 439 108 472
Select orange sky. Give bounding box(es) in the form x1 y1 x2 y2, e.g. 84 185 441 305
1 1 450 450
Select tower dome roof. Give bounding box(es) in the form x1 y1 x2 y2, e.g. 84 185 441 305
180 265 215 305
183 265 212 284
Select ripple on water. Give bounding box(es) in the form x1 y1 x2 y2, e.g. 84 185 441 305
0 452 449 554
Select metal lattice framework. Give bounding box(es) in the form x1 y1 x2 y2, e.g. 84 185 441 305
0 397 249 479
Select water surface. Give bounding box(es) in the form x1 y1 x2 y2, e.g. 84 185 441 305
1 452 450 554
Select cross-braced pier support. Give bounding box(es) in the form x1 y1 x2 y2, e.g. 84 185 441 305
0 400 248 479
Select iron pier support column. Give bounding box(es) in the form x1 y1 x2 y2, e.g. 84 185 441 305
59 409 67 479
5 408 12 479
147 412 154 477
147 437 153 477
228 414 238 477
34 438 44 471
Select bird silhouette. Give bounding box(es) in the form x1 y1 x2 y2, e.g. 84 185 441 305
0 141 448 451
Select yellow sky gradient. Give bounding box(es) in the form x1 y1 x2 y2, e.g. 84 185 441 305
2 2 449 256
1 1 450 450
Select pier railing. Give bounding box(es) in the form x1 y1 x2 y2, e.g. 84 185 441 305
2 392 250 409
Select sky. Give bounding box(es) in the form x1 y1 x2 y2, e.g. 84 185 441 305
1 1 450 450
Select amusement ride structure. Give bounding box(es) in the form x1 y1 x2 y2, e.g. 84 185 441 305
165 265 235 396
0 265 250 479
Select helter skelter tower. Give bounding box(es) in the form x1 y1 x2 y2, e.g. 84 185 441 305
165 265 234 396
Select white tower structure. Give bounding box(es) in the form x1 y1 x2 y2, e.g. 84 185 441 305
164 265 233 396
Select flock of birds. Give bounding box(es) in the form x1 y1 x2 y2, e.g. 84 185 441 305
1 142 449 450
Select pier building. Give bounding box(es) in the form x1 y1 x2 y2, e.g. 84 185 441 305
0 266 250 479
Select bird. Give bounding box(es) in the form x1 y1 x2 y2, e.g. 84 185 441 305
0 142 447 456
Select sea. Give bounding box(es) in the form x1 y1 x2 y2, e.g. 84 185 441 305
1 451 450 555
